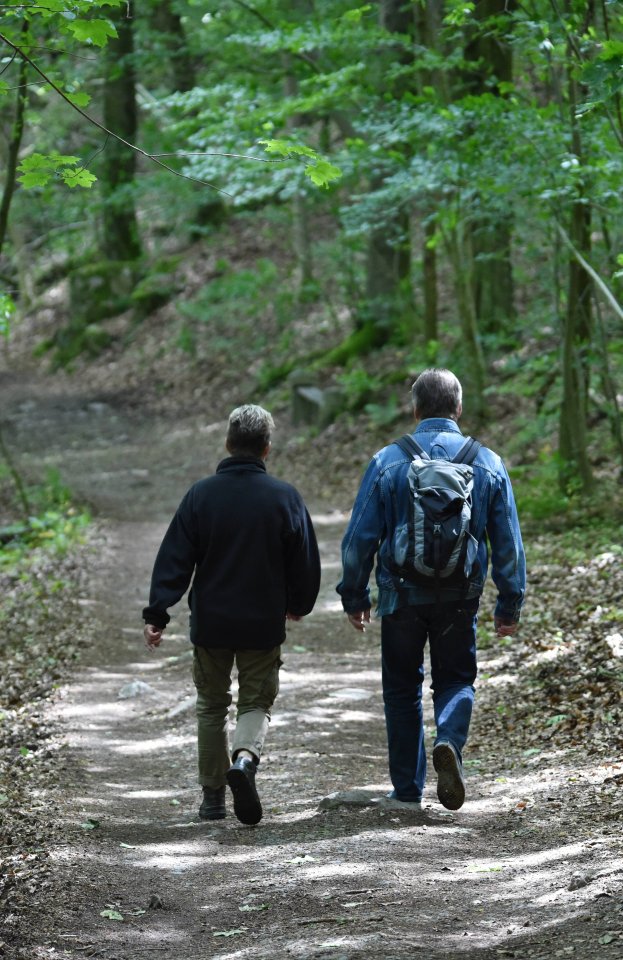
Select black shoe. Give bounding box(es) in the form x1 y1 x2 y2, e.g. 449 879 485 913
199 785 226 821
433 740 466 811
226 757 262 825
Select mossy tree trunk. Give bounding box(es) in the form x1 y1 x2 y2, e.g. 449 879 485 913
414 1 448 355
558 6 594 495
359 0 414 346
444 223 487 421
149 0 196 93
463 0 516 335
0 20 28 260
284 68 314 295
101 1 141 263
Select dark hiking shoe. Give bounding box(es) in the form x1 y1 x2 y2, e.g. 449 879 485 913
199 785 226 821
226 757 262 825
433 741 465 811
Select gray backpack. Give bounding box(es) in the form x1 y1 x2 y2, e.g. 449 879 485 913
390 434 481 589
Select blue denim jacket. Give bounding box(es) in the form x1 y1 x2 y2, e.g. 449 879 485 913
337 418 526 621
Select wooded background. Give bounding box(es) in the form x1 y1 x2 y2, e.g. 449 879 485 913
1 0 622 516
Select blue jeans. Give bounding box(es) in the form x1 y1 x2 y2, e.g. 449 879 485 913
381 599 479 801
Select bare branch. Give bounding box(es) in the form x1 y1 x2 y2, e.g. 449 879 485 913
0 30 234 196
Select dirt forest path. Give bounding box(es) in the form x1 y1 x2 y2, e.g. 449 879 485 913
3 374 623 960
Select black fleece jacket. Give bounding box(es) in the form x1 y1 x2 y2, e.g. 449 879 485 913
142 457 321 650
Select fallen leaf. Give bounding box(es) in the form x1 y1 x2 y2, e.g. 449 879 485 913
213 928 247 937
100 909 123 921
239 903 268 912
81 818 100 830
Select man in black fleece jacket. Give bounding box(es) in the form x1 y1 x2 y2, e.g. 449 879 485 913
143 404 320 825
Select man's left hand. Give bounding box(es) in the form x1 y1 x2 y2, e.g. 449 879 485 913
144 624 164 649
286 612 303 621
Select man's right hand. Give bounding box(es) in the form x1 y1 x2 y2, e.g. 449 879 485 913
144 624 164 650
347 610 371 632
494 617 518 637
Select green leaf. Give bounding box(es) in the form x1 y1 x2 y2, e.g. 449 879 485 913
81 818 101 830
239 904 268 912
60 167 97 189
100 909 124 921
304 159 342 188
0 794 9 806
545 714 567 726
18 153 97 190
259 138 316 160
65 91 91 108
213 928 247 937
342 4 372 23
66 19 117 47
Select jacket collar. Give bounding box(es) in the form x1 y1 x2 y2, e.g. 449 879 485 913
216 456 267 473
414 418 462 434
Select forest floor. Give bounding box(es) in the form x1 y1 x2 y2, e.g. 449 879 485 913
1 368 623 960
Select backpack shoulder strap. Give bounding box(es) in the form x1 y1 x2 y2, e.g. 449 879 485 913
452 436 482 465
394 434 430 461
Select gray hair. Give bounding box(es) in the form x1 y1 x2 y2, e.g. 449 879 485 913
226 404 274 457
411 369 462 420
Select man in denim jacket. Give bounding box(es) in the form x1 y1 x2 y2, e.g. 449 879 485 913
337 369 525 810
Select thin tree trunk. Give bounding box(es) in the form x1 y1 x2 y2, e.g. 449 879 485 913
101 1 141 261
445 225 486 421
464 0 516 333
361 0 414 341
151 0 196 93
415 2 443 350
0 423 31 518
558 53 594 494
423 220 438 351
284 69 313 293
593 295 623 473
0 20 28 259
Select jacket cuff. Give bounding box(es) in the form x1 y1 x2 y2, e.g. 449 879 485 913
142 606 170 629
494 600 522 622
340 594 372 615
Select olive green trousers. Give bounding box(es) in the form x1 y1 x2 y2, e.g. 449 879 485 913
192 645 282 788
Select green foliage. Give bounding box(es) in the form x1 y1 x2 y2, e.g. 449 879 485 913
0 470 90 569
17 154 97 190
178 258 281 358
130 257 182 318
259 139 342 188
0 295 15 340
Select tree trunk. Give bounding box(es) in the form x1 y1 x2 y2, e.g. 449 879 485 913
423 220 438 351
284 69 314 294
464 0 516 334
445 225 486 421
101 1 141 262
414 2 445 351
558 47 593 494
150 0 196 93
0 20 28 260
360 0 414 342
